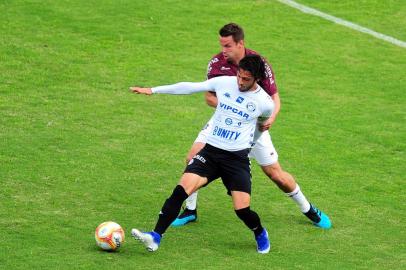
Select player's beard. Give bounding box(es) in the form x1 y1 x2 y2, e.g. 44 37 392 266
239 81 256 92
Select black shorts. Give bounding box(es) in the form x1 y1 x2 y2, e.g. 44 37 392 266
184 144 252 194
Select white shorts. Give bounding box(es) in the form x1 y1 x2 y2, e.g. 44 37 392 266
194 118 278 166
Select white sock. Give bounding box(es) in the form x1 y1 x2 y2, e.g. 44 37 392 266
185 191 198 210
286 184 311 213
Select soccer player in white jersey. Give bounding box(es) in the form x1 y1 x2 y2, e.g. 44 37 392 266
130 55 273 253
172 23 331 229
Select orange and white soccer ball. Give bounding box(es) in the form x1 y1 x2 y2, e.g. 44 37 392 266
95 221 125 251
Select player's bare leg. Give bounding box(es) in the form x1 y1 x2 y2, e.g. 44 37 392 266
261 162 331 229
260 162 296 193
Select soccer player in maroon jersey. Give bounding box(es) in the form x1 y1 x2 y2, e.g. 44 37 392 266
172 23 331 229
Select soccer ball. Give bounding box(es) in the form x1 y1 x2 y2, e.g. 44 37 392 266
95 221 125 251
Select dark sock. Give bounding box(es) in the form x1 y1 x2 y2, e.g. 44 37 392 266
182 208 197 215
252 226 264 237
154 185 189 235
235 207 264 237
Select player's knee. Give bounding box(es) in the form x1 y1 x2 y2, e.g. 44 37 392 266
179 173 208 195
262 164 283 182
231 191 251 209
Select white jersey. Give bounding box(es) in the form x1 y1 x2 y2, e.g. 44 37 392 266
152 76 274 151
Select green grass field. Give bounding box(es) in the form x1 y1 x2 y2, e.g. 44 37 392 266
1 0 405 269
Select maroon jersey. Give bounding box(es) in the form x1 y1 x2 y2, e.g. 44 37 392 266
206 48 278 96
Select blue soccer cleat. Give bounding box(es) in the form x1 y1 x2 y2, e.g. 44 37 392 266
131 228 161 252
304 204 332 229
255 228 271 254
171 208 197 227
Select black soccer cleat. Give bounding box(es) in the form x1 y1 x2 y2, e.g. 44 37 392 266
171 208 197 227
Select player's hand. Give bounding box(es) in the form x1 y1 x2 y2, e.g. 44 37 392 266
258 116 275 131
129 86 152 95
205 91 218 108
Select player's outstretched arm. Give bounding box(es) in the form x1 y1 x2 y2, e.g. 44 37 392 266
129 87 153 95
130 80 217 95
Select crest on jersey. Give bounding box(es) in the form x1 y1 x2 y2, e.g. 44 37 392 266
225 118 233 125
246 102 256 112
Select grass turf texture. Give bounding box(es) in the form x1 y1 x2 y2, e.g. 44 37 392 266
1 0 405 269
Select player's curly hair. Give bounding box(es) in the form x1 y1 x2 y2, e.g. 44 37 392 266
219 23 244 43
238 55 266 81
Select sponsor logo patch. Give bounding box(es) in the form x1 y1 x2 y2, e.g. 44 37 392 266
219 102 250 120
236 96 245 103
213 126 241 140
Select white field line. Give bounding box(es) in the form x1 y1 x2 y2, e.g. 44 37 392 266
276 0 406 48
